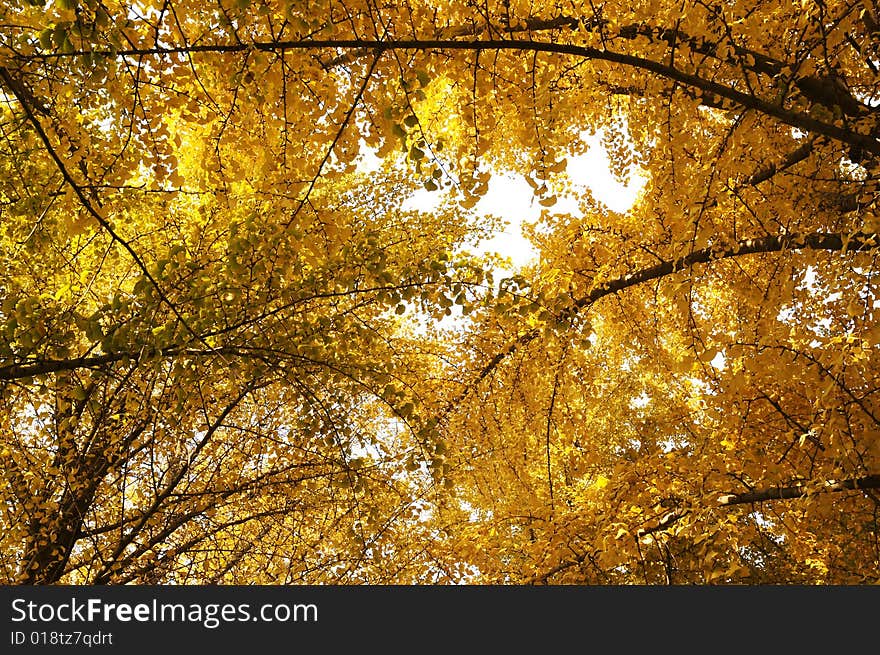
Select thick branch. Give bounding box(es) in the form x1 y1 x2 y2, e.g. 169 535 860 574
20 416 147 584
0 343 355 382
636 510 689 538
718 474 880 505
745 139 816 186
313 18 866 117
14 39 879 155
0 353 126 380
452 231 880 409
17 15 788 80
531 473 880 583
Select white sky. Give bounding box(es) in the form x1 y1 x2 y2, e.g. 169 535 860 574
402 132 647 272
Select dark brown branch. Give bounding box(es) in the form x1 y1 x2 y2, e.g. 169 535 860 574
636 509 690 537
0 70 49 115
718 474 880 505
529 549 591 584
19 15 786 79
13 39 879 154
745 139 816 186
531 473 880 583
20 411 147 584
450 230 880 411
0 353 126 380
0 278 483 381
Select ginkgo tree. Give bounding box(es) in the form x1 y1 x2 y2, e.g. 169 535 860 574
0 0 879 584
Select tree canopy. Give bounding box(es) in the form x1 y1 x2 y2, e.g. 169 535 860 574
1 0 880 584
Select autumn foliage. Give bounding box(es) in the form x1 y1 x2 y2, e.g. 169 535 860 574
1 0 880 584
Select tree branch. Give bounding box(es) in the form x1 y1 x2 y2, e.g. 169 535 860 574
530 473 880 583
449 230 880 410
745 139 816 186
718 474 880 505
13 38 879 155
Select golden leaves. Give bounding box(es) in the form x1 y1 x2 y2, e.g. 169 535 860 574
0 0 879 585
